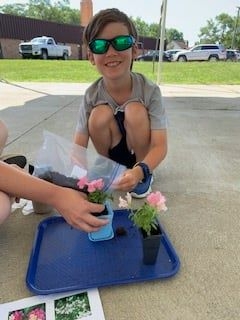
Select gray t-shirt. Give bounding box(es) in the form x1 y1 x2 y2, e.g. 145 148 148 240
76 72 167 134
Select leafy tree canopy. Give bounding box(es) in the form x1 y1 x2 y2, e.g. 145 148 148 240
131 17 184 44
0 0 80 25
198 13 239 49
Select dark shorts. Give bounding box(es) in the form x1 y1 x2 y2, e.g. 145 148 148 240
108 111 136 168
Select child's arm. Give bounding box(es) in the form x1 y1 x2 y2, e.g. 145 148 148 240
0 161 108 231
74 131 89 148
141 129 167 170
114 129 167 192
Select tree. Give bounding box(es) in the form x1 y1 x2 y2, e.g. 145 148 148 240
131 17 185 43
198 13 239 49
0 0 80 25
132 17 150 37
0 3 26 16
165 28 184 42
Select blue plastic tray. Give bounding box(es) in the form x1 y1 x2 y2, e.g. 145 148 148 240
26 210 180 294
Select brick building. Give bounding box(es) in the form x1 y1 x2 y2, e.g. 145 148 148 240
0 0 157 59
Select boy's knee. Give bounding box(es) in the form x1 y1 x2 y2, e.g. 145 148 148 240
89 105 114 128
125 102 148 125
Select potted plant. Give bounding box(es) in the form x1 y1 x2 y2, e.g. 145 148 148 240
77 176 114 242
119 191 167 264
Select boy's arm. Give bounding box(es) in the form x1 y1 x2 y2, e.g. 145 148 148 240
142 128 167 171
74 131 89 148
115 129 167 192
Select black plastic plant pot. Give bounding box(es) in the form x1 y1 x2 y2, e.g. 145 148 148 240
141 224 162 265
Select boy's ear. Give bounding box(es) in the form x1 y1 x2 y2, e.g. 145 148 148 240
132 44 138 60
87 50 95 65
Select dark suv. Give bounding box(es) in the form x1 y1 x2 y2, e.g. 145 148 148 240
136 50 171 62
226 49 238 61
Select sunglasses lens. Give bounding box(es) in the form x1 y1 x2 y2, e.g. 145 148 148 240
89 39 109 54
89 36 135 54
113 36 134 51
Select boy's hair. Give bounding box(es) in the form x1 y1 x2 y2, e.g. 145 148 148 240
83 8 138 45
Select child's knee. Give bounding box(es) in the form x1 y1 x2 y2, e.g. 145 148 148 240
89 105 114 128
0 191 11 224
125 102 148 125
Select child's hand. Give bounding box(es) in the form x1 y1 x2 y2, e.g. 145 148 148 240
113 168 143 192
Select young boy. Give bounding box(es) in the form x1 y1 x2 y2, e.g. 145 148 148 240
74 8 167 198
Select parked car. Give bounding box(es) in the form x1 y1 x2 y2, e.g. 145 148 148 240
165 49 186 60
19 36 71 60
226 49 238 62
173 44 226 62
233 49 240 60
136 50 171 62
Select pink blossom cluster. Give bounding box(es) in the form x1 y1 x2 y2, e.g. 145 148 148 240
27 308 46 320
8 308 46 320
147 191 167 212
119 191 167 213
9 310 24 320
77 176 104 192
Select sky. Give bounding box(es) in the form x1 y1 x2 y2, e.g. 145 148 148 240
1 0 240 46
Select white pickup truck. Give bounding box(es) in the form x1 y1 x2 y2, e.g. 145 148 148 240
19 36 71 60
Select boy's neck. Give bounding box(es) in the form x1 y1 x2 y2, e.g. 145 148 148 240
103 73 132 101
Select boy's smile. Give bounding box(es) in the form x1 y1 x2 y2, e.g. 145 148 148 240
88 22 137 82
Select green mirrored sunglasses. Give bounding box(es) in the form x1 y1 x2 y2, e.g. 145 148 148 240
89 35 136 54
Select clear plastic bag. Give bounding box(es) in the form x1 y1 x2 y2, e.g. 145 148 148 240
33 131 127 192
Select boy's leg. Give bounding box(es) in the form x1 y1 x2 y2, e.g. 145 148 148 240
88 105 136 168
108 111 136 168
124 102 153 198
0 191 11 225
88 105 122 157
124 102 151 161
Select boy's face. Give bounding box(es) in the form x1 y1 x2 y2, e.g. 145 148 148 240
88 22 138 81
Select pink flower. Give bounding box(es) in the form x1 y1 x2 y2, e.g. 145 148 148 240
94 178 104 190
27 308 46 320
87 178 104 192
9 310 24 320
118 190 167 236
147 191 167 212
77 176 88 189
77 177 112 204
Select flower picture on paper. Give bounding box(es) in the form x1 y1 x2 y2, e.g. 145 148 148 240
8 303 46 320
1 289 105 320
54 292 91 320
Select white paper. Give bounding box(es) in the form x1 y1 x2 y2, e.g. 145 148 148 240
0 289 105 320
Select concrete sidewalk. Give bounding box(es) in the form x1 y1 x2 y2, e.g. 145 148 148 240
0 81 240 320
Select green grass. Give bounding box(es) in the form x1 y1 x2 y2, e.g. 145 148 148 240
0 59 240 84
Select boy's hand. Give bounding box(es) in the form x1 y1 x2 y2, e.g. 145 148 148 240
113 167 144 192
